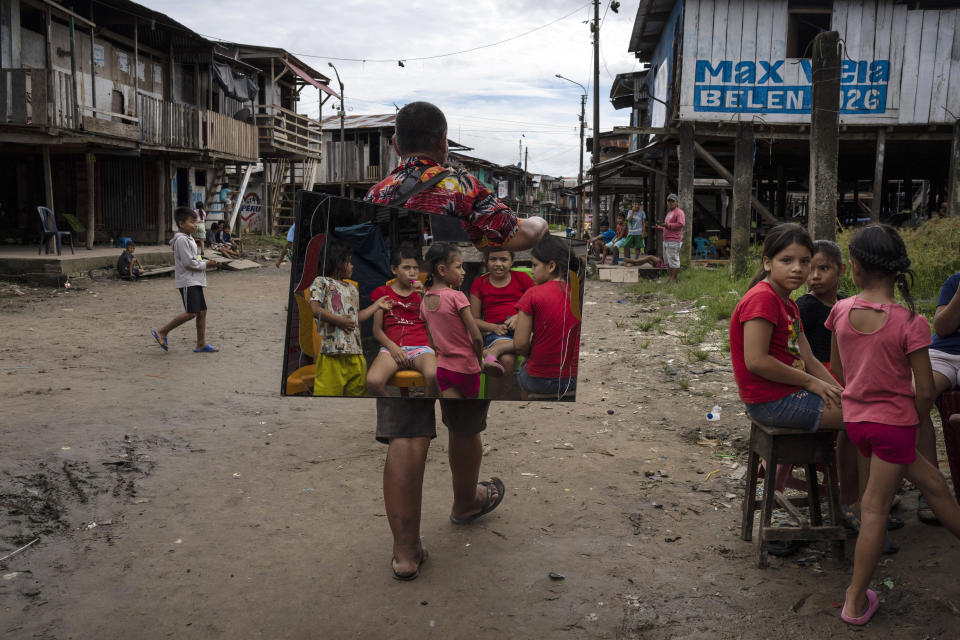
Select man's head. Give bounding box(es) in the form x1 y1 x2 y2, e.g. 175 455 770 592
174 206 197 233
394 101 448 162
667 194 679 208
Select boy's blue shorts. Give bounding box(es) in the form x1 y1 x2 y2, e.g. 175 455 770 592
483 330 514 349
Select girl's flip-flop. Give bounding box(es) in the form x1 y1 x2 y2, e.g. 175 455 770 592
841 588 879 625
482 355 505 377
151 329 168 351
193 344 219 353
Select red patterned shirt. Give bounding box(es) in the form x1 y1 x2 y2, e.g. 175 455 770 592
364 156 519 248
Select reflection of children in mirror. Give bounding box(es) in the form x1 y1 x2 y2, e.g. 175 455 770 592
513 235 581 400
366 247 439 397
309 239 392 396
420 243 484 398
469 249 535 398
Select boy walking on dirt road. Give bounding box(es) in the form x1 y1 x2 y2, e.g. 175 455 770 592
365 101 548 580
151 207 219 353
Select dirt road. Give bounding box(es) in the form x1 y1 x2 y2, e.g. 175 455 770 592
2 266 958 639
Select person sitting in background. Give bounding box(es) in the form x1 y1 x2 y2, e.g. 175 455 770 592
218 223 244 255
206 222 240 259
588 223 615 260
117 241 144 280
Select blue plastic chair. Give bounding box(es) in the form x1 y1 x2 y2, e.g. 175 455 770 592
37 206 75 256
693 237 717 260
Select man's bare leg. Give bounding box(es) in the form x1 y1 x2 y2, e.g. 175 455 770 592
383 436 430 575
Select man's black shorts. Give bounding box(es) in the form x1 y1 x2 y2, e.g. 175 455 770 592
375 398 490 443
178 286 207 314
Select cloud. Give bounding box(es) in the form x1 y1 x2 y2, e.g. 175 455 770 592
151 0 642 177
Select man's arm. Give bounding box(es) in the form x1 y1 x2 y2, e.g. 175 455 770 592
494 216 548 252
933 281 960 337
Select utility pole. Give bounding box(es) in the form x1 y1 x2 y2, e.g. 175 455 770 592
328 62 346 197
808 31 841 241
590 0 601 236
523 146 529 216
555 74 588 236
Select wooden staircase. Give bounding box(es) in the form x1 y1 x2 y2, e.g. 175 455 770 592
270 158 319 235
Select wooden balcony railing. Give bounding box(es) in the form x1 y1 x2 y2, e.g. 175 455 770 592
1 68 77 129
139 94 199 149
204 109 258 162
256 105 321 157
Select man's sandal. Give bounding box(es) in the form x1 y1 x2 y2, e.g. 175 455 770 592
450 477 505 525
392 547 428 581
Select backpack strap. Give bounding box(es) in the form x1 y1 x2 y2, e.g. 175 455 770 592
389 168 452 206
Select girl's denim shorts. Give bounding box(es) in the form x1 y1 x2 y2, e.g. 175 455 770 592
745 390 823 432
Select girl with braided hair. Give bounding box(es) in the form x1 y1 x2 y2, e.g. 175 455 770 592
826 224 960 625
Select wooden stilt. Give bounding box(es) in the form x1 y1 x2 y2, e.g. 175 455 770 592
42 146 54 208
678 121 695 265
732 122 754 279
776 164 787 219
85 152 95 249
808 30 841 241
949 120 960 217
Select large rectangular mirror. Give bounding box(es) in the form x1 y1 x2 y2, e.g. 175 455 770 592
281 192 587 401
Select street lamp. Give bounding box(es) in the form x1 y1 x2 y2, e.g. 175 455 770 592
556 74 587 237
328 62 346 197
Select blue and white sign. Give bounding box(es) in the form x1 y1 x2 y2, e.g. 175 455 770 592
693 59 889 114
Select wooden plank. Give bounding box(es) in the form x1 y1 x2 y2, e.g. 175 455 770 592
899 10 924 123
680 0 699 108
0 71 8 123
913 10 941 123
739 0 759 66
873 1 893 78
947 10 960 120
930 9 956 123
859 0 876 64
845 1 862 60
887 3 908 111
695 0 714 66
949 120 960 216
754 0 774 64
10 69 26 124
678 122 694 265
693 141 777 224
32 69 47 127
724 0 740 74
832 1 849 43
711 0 728 91
770 1 788 61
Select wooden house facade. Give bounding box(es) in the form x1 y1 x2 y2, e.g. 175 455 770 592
596 0 960 263
0 0 260 247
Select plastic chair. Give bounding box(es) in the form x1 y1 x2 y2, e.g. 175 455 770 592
693 237 716 260
37 206 74 256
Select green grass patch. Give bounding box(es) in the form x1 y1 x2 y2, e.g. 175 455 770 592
688 349 710 362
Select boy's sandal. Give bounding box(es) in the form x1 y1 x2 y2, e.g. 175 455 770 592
841 589 879 626
193 344 219 353
450 477 505 524
391 547 428 581
151 329 168 352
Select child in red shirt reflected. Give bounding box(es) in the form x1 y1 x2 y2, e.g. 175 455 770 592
514 235 581 400
469 249 535 396
827 225 960 627
420 243 484 399
366 247 439 397
729 223 844 432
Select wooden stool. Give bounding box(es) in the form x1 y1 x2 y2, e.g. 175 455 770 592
935 391 960 498
387 370 426 397
741 420 845 568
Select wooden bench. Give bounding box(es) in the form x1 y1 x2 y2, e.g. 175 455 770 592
741 420 845 568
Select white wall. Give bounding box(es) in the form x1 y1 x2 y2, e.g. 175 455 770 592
679 0 960 125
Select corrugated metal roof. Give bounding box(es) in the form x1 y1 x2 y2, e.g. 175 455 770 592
628 0 678 63
320 113 396 130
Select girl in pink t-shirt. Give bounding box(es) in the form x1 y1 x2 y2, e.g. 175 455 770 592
827 225 960 626
420 243 484 398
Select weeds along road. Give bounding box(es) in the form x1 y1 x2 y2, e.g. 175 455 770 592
1 265 957 639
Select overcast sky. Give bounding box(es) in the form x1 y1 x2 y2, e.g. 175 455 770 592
151 0 642 178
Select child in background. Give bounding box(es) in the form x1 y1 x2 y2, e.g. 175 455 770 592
469 249 535 390
826 225 960 626
602 214 628 264
730 223 845 431
151 207 219 353
513 235 582 399
117 241 144 280
420 242 484 398
366 247 439 397
588 223 615 259
309 239 393 396
194 201 207 255
623 200 646 260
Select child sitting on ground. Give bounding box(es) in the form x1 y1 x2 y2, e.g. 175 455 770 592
117 241 144 280
513 235 582 400
601 214 628 264
827 225 960 626
366 247 439 397
309 238 393 396
588 224 615 260
419 242 484 398
206 222 240 259
469 249 535 397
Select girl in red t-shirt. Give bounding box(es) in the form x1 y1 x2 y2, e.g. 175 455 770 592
366 248 438 397
469 249 535 396
514 235 582 400
729 223 844 432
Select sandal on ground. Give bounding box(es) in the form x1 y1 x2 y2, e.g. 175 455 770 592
151 329 168 351
918 495 940 524
841 588 879 625
193 344 219 353
482 355 505 377
392 547 428 581
450 477 505 525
